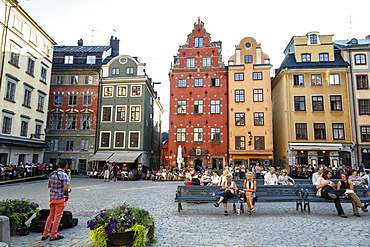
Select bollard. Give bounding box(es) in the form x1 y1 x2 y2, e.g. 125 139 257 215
0 216 10 247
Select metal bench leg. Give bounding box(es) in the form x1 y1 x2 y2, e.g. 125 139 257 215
233 202 236 214
178 202 182 212
240 202 244 214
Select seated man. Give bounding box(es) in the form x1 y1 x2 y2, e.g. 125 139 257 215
264 167 278 185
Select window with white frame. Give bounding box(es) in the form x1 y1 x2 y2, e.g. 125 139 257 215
102 106 112 121
194 100 203 114
26 56 35 76
210 100 220 113
23 87 32 107
5 77 17 101
186 58 195 68
115 132 125 148
210 78 220 87
126 67 134 75
80 139 89 151
112 67 120 75
103 86 113 97
177 100 186 114
20 120 28 137
65 139 74 151
64 56 73 64
210 127 221 142
176 128 186 142
100 132 110 148
56 75 64 85
116 106 126 121
40 66 47 83
68 95 77 106
9 45 20 66
129 132 140 148
66 114 77 130
29 30 37 45
130 106 140 121
49 139 59 152
54 95 63 106
329 74 340 85
70 75 78 84
202 57 211 67
81 115 91 130
117 86 127 96
13 15 23 32
178 79 187 87
50 114 62 130
194 78 203 87
84 75 93 85
83 95 92 106
194 37 203 47
37 94 45 112
301 53 311 62
35 123 42 139
2 115 12 134
86 56 96 64
193 127 203 142
132 86 141 96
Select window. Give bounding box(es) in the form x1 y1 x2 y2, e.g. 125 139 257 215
80 139 89 152
13 16 23 32
26 57 35 76
64 56 73 64
359 99 370 115
178 79 187 87
210 128 221 142
81 115 91 130
116 106 126 121
126 67 134 75
117 86 127 96
66 114 77 130
130 106 140 121
254 112 264 126
50 115 62 130
235 89 245 102
68 95 77 106
86 56 96 64
42 42 49 56
102 107 112 121
40 66 47 83
70 75 78 84
132 86 141 96
295 123 308 140
23 88 32 107
83 95 92 106
360 126 370 142
37 94 45 112
65 139 74 151
210 100 220 114
115 132 125 148
20 120 28 137
193 127 203 142
49 139 59 152
176 128 186 142
235 113 245 126
194 78 203 87
329 74 340 85
253 72 262 80
254 136 265 150
35 124 42 139
356 75 368 89
54 95 63 106
56 75 64 85
253 89 263 102
294 96 306 111
319 53 329 62
177 100 186 114
194 37 203 47
311 74 322 86
5 78 16 101
101 132 110 148
312 96 324 111
9 46 20 66
293 74 304 86
234 73 244 81
314 123 326 140
129 132 140 148
245 55 253 63
235 136 245 150
355 54 366 65
194 100 203 114
301 53 311 62
103 86 113 97
84 75 93 85
29 31 37 44
330 95 342 111
202 57 211 67
2 116 12 134
112 68 120 75
333 123 345 140
210 78 220 87
186 58 195 68
309 34 318 44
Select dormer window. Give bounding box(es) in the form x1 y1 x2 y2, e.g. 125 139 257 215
194 37 203 47
310 34 318 44
301 53 311 62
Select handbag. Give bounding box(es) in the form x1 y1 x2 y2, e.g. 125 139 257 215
214 188 224 200
316 188 322 197
344 190 354 194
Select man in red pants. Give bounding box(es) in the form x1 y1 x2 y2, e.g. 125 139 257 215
42 161 69 241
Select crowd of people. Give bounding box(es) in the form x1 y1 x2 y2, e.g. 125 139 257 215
0 162 55 180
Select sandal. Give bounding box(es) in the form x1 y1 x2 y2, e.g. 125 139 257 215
214 202 219 207
50 235 64 241
246 211 251 216
41 236 49 241
224 211 228 216
251 207 256 213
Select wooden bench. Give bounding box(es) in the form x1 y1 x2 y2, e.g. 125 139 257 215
175 185 243 213
299 184 370 213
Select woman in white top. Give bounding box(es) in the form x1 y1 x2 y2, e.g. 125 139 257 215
214 174 238 215
210 170 220 185
242 173 257 215
219 169 228 185
277 169 295 185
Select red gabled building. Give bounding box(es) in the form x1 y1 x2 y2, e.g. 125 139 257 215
168 19 228 171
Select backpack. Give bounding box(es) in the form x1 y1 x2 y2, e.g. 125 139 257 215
104 164 109 170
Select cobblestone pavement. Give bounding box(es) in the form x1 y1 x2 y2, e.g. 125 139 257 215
1 177 370 247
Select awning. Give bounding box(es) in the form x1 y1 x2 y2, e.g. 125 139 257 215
290 143 343 151
90 152 113 161
108 152 142 163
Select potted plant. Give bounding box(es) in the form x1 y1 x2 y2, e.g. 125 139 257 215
0 199 40 234
87 203 156 247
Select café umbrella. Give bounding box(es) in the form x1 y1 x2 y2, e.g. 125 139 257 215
177 145 182 170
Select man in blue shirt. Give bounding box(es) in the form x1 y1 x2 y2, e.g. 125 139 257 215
42 161 69 241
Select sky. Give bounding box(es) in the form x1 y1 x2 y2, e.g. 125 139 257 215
19 0 370 132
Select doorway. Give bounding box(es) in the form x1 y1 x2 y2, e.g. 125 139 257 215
194 159 202 172
78 159 87 175
211 158 223 171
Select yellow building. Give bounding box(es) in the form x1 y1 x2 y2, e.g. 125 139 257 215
228 37 273 168
0 0 56 165
272 32 353 170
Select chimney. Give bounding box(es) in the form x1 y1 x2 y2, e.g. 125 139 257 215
365 35 370 39
110 36 120 57
77 39 83 46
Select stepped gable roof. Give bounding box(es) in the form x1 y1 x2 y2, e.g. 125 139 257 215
54 45 110 53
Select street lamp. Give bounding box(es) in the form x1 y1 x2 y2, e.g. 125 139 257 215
248 131 253 146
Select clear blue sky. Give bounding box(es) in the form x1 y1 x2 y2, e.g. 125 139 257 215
20 0 370 132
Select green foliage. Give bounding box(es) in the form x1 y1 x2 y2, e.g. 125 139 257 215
89 226 108 247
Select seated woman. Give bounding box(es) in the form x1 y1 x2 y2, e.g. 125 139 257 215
277 169 295 185
213 174 238 216
241 173 257 215
184 168 192 186
210 170 220 186
315 170 348 218
200 170 211 186
349 170 365 185
337 173 368 217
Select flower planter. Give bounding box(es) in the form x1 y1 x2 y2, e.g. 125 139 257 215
107 231 135 247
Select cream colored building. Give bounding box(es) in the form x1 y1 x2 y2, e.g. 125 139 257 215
0 0 56 166
228 37 273 168
272 32 354 169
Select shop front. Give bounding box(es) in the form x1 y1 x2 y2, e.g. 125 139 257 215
228 150 273 169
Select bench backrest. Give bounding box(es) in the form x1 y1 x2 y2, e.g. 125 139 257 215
177 185 220 198
256 185 300 197
298 184 369 198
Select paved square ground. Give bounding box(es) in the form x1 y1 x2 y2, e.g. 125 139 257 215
0 177 369 247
